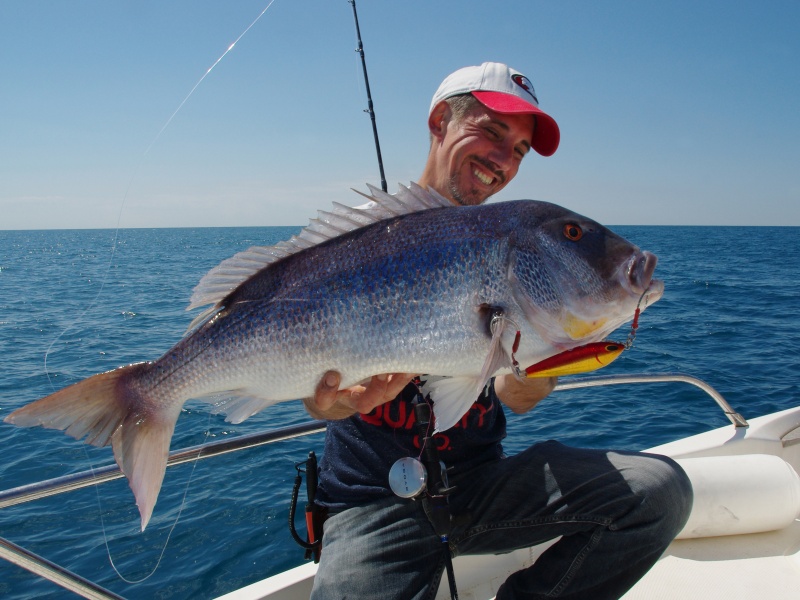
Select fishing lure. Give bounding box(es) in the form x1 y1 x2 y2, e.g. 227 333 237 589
524 341 626 377
511 291 646 378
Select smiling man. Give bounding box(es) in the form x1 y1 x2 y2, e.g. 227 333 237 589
419 62 559 206
306 63 692 600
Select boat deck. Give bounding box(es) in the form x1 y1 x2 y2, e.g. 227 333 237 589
623 522 800 600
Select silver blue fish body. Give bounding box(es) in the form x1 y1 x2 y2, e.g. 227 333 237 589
5 184 663 529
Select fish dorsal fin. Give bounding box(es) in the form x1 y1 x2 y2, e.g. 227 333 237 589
186 183 452 321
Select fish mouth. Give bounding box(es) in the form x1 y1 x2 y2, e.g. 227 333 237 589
627 251 658 295
625 250 664 308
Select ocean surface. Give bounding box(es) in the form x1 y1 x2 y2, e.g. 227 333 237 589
1 224 798 599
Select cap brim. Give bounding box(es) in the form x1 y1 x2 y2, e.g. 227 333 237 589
472 91 560 157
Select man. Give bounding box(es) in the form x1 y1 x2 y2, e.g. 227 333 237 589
305 62 692 600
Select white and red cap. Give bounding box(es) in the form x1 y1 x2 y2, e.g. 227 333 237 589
429 62 560 157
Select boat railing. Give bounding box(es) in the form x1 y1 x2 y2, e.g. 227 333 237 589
0 372 746 599
555 373 748 428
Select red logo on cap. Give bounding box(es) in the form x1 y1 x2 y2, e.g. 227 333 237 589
511 74 538 103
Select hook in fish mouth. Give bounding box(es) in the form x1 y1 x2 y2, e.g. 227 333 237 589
641 278 665 306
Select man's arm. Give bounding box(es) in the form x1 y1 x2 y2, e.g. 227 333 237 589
304 370 556 419
493 374 558 413
303 371 415 420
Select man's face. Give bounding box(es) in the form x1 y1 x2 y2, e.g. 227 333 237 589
433 101 536 206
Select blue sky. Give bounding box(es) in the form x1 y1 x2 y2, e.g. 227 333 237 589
1 0 798 229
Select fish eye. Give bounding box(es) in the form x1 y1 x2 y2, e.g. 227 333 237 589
563 223 583 241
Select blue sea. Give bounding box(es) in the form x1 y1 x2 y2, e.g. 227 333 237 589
1 225 798 599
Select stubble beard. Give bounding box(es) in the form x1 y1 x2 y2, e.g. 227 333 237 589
448 172 483 207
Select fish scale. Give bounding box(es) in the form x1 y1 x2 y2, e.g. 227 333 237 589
205 241 497 396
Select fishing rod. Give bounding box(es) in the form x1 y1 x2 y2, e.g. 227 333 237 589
348 0 387 193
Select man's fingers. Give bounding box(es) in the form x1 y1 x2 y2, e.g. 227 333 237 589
314 370 342 411
384 373 415 400
312 371 417 415
343 373 413 414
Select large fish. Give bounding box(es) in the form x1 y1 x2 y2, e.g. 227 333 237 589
5 183 663 530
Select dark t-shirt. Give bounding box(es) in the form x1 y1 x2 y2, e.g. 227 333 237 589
315 380 507 511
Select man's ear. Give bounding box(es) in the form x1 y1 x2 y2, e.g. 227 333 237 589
428 101 450 142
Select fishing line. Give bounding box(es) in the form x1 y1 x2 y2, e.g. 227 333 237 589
143 0 279 158
37 0 281 582
91 412 212 584
43 0 280 393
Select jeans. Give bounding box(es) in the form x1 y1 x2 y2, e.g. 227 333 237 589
310 441 693 600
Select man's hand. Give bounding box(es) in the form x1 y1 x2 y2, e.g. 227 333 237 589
303 371 415 420
494 373 558 414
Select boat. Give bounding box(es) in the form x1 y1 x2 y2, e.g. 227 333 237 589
3 372 799 599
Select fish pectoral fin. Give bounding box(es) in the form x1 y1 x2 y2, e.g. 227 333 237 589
423 376 489 433
422 318 514 432
198 391 278 425
480 311 516 382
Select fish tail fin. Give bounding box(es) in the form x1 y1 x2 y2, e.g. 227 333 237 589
112 402 176 531
4 362 176 530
